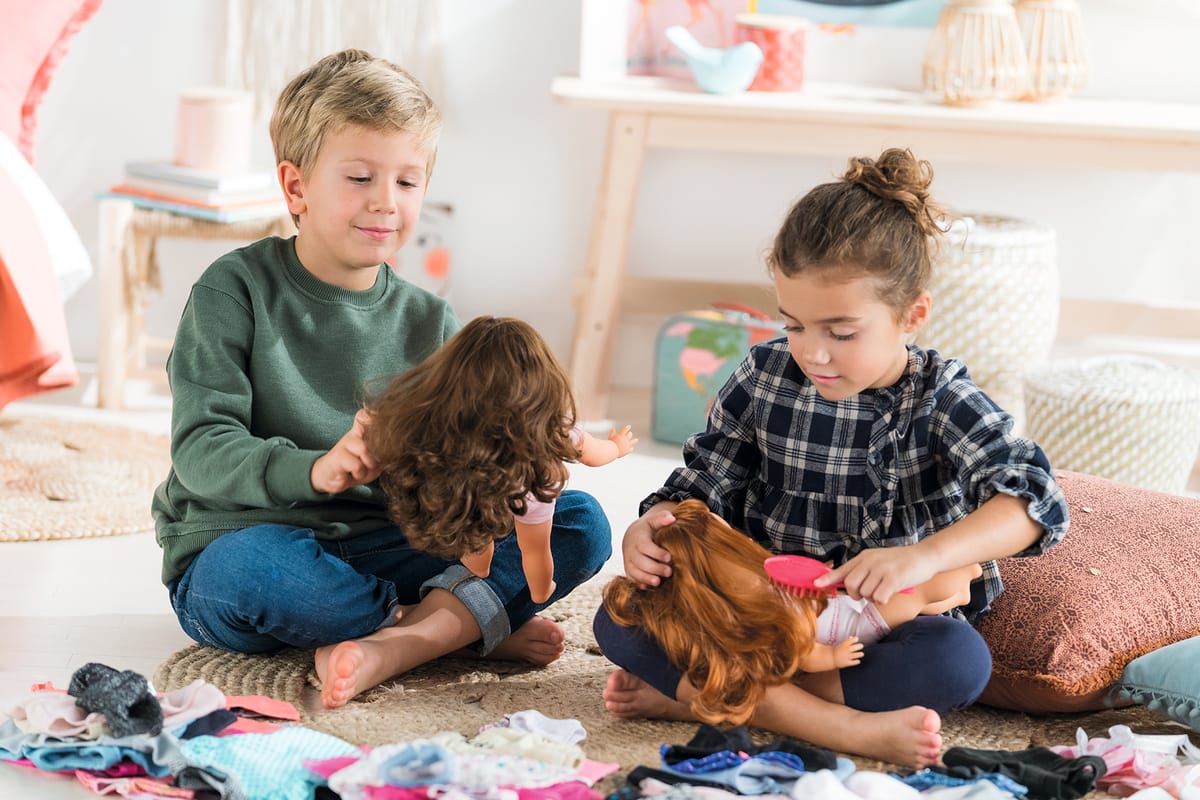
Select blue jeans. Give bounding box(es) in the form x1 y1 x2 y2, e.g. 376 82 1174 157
169 490 611 655
593 605 991 715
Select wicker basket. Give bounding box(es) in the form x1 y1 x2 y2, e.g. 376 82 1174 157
1024 356 1200 494
922 0 1029 106
915 214 1059 434
1014 0 1089 101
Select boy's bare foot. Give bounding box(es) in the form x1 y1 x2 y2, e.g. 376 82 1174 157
315 639 393 709
602 669 695 721
486 616 565 665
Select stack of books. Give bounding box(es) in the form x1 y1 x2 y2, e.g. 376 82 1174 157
102 160 286 223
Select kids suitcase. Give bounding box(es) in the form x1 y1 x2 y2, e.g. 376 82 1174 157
652 303 783 445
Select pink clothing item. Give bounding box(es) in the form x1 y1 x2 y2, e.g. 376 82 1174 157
87 761 147 779
219 717 284 736
74 769 196 798
159 680 226 732
5 690 106 738
361 787 427 800
1052 724 1200 797
517 783 602 800
575 759 620 786
224 694 301 721
304 753 368 780
816 595 891 646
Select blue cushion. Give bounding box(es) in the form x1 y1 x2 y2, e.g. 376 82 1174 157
1112 635 1200 730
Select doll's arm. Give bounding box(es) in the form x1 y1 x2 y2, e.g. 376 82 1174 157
798 637 863 673
460 539 495 578
872 563 982 628
577 425 638 467
515 518 556 604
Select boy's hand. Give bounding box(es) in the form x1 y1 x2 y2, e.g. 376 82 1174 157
622 506 675 588
816 544 936 605
609 425 638 458
311 409 382 494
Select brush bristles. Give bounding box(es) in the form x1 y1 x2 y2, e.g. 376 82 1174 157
769 577 834 599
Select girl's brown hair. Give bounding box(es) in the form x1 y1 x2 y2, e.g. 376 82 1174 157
603 500 825 725
769 147 950 316
364 316 579 559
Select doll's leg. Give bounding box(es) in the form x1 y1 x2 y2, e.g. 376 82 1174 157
460 540 494 578
514 518 556 604
872 563 983 630
479 490 611 641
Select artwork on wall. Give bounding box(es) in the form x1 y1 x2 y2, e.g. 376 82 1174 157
622 0 943 78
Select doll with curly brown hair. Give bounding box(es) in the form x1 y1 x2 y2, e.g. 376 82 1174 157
364 315 637 603
602 499 981 726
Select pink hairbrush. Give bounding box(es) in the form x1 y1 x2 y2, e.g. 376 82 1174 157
764 555 914 598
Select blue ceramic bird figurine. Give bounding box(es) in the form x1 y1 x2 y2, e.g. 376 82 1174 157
664 25 763 95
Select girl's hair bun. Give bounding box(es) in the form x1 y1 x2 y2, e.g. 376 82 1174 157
843 147 944 237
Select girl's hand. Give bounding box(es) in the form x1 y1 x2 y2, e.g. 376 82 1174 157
622 506 675 588
310 409 382 494
609 425 638 458
816 544 937 605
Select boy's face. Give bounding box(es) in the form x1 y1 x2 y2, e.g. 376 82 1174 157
282 125 430 290
774 270 929 402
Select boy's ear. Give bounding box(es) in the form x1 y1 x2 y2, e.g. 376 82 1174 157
278 161 307 217
904 291 932 333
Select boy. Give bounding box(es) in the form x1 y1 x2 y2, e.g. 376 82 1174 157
153 49 612 709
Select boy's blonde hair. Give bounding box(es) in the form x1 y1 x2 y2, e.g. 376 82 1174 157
270 48 442 182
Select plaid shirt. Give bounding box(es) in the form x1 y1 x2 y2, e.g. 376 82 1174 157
642 339 1069 622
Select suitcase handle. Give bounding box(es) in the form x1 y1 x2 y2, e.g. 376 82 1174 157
711 302 773 322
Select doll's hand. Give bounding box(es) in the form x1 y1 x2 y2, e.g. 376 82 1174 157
310 409 382 494
609 425 638 458
622 506 675 588
816 544 935 605
832 636 864 669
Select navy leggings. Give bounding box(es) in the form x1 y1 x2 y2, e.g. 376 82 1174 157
593 605 992 715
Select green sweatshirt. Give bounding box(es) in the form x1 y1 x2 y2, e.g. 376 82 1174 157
152 236 459 585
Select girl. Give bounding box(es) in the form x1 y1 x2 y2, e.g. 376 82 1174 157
594 148 1069 768
365 315 637 604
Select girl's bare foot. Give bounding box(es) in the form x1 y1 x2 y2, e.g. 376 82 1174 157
844 706 942 768
602 669 941 769
602 669 695 721
486 616 565 665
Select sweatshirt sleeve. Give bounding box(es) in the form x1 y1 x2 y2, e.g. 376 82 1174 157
167 283 325 508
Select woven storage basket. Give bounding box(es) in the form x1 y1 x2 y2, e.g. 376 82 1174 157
914 214 1059 434
1024 356 1200 494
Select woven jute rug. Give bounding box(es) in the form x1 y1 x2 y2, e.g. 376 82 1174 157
154 577 1195 796
0 413 170 541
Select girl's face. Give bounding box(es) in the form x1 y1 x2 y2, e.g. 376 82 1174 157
774 269 930 402
283 125 430 290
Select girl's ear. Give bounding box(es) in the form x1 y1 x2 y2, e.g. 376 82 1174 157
278 161 306 217
904 291 932 333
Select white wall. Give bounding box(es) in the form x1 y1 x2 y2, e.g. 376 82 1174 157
34 0 1200 390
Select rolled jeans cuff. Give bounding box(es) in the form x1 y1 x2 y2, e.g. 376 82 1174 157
419 565 510 654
